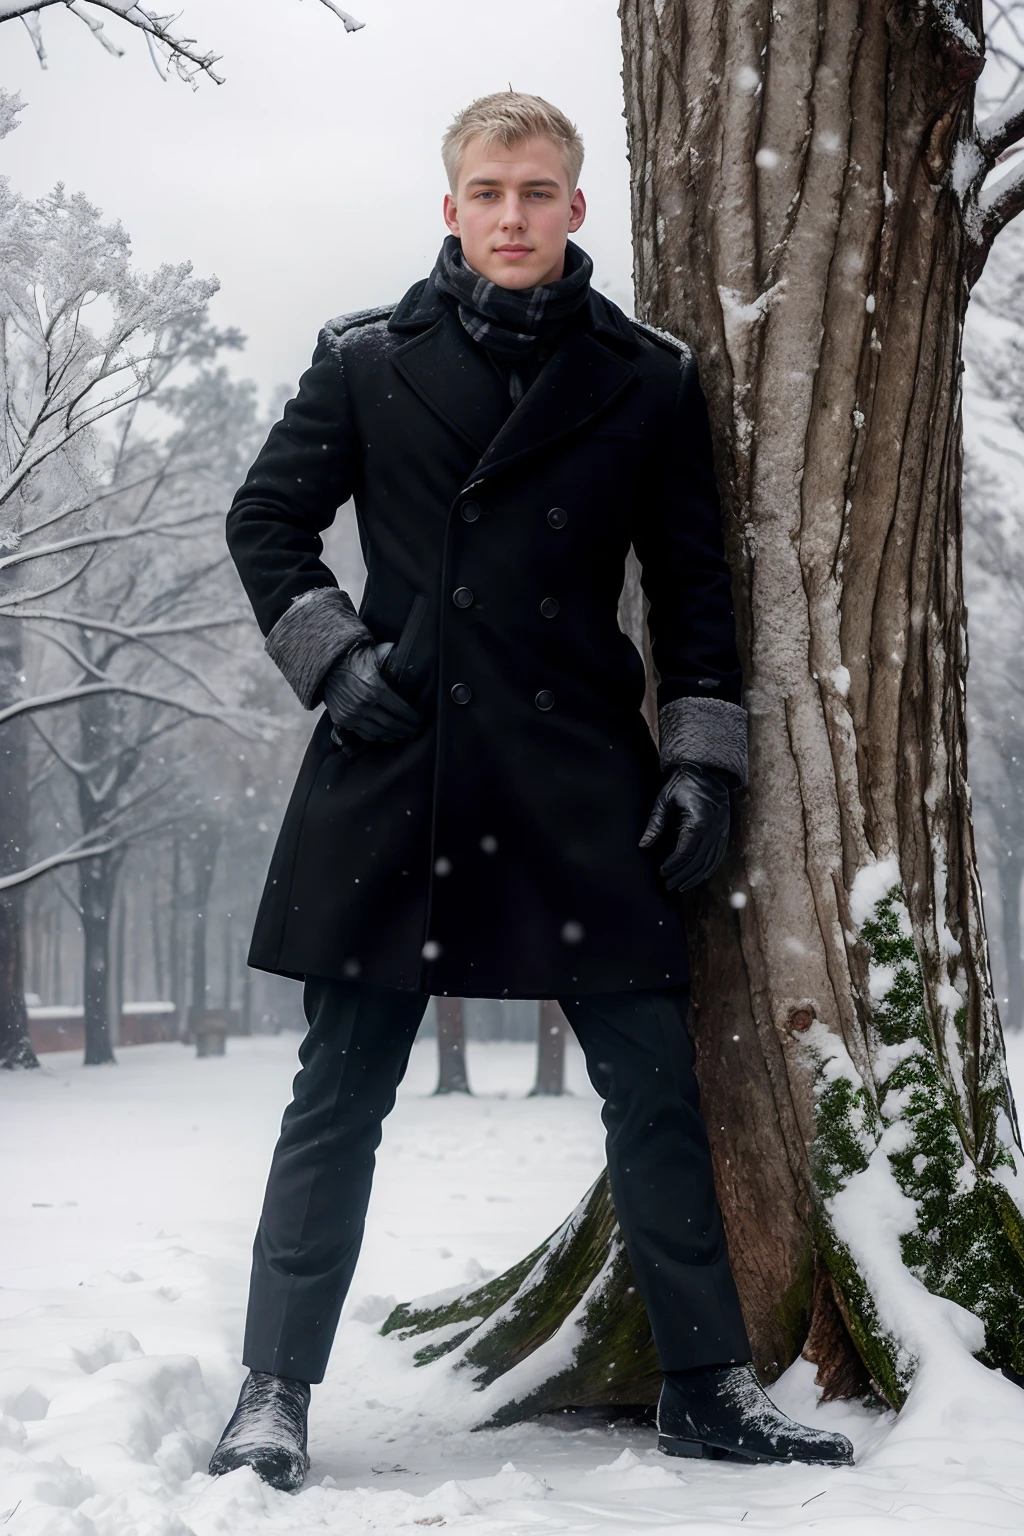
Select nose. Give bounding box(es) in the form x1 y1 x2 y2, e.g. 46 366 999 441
500 195 527 231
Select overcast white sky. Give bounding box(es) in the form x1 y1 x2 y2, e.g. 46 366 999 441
2 0 634 400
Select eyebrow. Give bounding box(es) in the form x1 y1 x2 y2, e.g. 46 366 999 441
464 176 562 189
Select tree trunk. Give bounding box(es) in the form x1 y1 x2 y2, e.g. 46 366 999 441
78 853 120 1066
996 851 1024 1034
187 824 221 1034
530 999 567 1096
435 996 470 1094
170 835 185 1035
0 617 37 1070
381 0 1024 1417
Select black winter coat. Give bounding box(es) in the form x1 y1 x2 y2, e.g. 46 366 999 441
226 277 745 998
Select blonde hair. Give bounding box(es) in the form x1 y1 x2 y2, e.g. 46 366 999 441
442 91 584 193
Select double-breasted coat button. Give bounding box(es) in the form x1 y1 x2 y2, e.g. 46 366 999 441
450 682 472 704
452 586 474 608
535 689 555 710
547 507 567 528
540 597 560 618
461 500 481 522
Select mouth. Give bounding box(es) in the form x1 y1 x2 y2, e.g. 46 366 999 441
494 244 533 258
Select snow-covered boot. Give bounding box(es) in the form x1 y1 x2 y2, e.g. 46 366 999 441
208 1369 311 1491
657 1364 854 1466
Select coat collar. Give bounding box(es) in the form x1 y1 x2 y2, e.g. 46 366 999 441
387 275 640 481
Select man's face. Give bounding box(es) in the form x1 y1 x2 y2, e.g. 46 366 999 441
443 133 586 289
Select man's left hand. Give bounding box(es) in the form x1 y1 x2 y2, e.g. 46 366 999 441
640 763 732 893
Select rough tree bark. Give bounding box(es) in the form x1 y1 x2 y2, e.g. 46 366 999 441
435 996 471 1094
382 0 1024 1416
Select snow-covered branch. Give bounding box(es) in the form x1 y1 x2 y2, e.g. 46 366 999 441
979 155 1024 243
0 678 278 738
0 833 131 890
0 510 215 576
978 85 1024 161
0 0 364 86
10 608 247 638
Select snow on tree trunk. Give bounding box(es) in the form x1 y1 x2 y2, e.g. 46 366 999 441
381 0 1024 1414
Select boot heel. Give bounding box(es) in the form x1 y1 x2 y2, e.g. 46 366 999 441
657 1434 711 1459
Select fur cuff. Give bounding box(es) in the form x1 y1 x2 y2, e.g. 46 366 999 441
658 696 749 787
265 587 373 709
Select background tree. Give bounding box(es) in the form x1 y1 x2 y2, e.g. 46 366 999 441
435 996 470 1095
962 225 1024 1028
0 176 276 1064
530 999 567 1097
382 0 1024 1419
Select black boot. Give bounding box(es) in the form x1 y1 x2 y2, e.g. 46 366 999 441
657 1364 854 1466
208 1370 311 1491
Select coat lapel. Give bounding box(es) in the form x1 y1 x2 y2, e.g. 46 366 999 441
471 328 638 484
388 278 640 480
389 293 511 456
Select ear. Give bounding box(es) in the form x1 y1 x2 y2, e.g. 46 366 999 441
568 187 586 234
443 192 461 238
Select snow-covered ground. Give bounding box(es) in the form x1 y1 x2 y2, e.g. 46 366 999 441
3 1031 1024 1535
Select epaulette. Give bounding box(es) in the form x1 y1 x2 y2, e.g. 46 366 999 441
629 317 693 362
323 303 397 339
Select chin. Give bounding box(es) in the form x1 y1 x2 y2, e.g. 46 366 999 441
485 262 545 289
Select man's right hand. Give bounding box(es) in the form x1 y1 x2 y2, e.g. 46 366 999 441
322 639 424 743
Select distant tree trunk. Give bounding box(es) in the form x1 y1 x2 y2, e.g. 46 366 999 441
996 851 1024 1033
435 996 470 1094
383 0 1024 1417
170 835 185 1035
0 617 37 1070
187 824 221 1032
240 941 253 1036
222 912 233 1011
151 868 165 1001
111 879 126 1047
530 999 567 1096
78 852 121 1066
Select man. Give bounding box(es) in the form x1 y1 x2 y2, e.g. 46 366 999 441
211 92 853 1490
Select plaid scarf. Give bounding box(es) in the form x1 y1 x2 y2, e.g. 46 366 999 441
434 235 593 400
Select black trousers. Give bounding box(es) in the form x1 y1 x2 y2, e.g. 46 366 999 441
242 976 751 1384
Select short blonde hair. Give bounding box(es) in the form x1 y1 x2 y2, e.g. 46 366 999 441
442 91 584 193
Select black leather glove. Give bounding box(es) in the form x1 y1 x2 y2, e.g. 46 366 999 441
322 639 423 743
639 762 732 893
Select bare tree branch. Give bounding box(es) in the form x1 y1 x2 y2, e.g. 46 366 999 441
0 678 278 737
0 0 364 86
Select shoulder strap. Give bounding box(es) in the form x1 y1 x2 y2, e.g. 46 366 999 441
324 302 397 340
629 317 693 362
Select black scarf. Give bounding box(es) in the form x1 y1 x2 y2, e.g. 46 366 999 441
433 235 593 401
